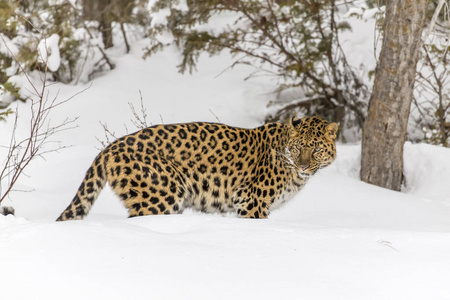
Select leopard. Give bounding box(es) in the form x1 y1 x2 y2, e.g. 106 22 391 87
56 116 338 221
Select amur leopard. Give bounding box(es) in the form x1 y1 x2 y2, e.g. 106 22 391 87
57 116 338 221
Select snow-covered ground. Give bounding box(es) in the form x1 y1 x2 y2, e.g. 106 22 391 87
1 34 450 300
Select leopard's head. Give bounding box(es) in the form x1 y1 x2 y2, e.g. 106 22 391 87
285 116 338 176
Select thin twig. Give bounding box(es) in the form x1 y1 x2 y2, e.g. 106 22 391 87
0 32 80 204
209 109 221 123
129 90 150 129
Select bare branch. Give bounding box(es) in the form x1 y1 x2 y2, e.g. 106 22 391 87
96 121 118 150
209 109 221 123
0 37 80 204
423 0 446 44
129 90 151 129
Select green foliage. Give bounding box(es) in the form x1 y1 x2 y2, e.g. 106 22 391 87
0 53 12 84
0 0 83 97
0 1 18 39
0 108 13 122
146 0 369 136
0 1 18 85
1 82 21 99
14 0 83 83
16 41 39 71
0 0 151 105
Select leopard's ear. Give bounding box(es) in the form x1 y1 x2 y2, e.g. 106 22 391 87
325 122 338 141
288 116 301 137
289 116 301 127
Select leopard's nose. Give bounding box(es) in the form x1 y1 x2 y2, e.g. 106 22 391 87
299 149 312 167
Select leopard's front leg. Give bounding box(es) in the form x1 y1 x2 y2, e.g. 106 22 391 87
234 184 270 219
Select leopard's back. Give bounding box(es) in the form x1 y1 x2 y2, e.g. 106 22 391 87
106 122 267 216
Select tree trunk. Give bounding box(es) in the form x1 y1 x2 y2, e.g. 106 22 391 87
360 0 429 191
99 0 114 49
83 0 114 49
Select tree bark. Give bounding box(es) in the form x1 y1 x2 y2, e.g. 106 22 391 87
99 0 114 49
82 0 114 49
360 0 429 191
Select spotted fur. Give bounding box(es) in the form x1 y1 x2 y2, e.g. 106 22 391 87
0 206 15 216
57 116 338 221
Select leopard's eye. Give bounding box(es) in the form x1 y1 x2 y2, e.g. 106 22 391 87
313 146 321 153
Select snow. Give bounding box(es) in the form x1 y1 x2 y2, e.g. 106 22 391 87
37 33 61 72
1 27 450 300
0 34 19 57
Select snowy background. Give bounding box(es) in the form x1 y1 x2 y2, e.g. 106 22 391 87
1 8 450 300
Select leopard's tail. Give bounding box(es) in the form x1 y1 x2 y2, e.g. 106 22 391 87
56 154 107 221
